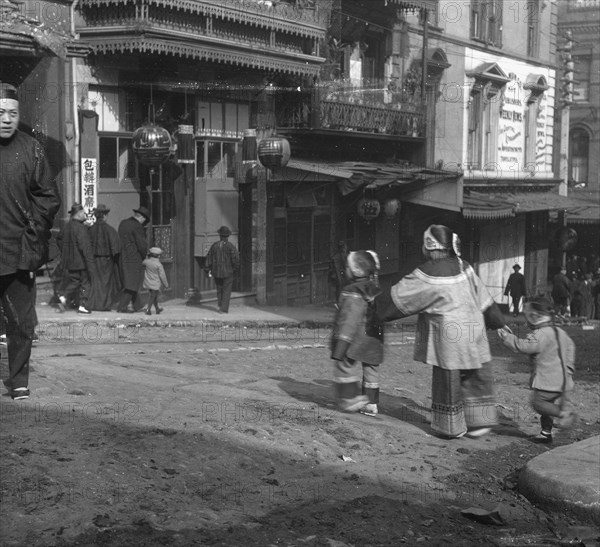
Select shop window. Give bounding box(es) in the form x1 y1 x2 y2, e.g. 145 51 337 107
145 164 174 226
569 128 590 186
196 140 238 178
470 0 502 47
98 135 135 181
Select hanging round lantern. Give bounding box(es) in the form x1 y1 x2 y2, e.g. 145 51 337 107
555 227 578 251
383 198 401 218
257 136 291 170
132 123 173 167
357 184 381 221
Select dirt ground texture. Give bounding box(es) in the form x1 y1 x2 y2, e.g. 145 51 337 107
1 318 599 547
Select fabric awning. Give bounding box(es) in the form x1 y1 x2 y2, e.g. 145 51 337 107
283 159 461 196
463 194 514 220
463 191 598 220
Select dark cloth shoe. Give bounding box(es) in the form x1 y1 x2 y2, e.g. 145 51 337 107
11 388 30 400
531 430 553 444
145 310 151 316
156 307 163 314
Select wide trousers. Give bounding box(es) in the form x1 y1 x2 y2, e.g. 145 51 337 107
430 363 498 437
0 272 36 390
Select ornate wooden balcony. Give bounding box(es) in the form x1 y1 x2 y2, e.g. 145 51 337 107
77 0 326 76
275 81 425 139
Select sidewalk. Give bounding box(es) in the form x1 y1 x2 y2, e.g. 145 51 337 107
35 297 338 328
519 435 600 524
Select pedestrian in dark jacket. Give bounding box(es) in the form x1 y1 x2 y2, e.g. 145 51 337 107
204 226 240 313
0 82 61 400
56 203 95 314
117 207 149 313
551 268 571 316
87 204 121 311
504 264 527 317
330 250 384 414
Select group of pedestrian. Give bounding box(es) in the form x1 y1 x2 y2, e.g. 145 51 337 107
331 224 576 444
552 254 600 320
53 203 166 315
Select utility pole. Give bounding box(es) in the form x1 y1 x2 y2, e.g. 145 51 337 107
557 30 574 268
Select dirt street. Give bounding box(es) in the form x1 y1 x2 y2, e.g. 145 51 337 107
1 320 599 546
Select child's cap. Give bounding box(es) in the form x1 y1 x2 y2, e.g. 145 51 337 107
149 247 163 256
524 296 554 317
347 251 376 278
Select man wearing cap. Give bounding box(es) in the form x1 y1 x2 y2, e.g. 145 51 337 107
56 203 96 314
117 207 150 313
204 226 240 313
0 82 61 399
504 264 527 317
87 204 121 311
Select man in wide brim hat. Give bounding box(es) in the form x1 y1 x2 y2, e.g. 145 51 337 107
116 205 149 312
133 206 151 222
204 225 239 313
93 204 111 216
68 202 84 215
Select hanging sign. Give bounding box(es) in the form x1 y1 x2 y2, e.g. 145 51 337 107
81 157 98 224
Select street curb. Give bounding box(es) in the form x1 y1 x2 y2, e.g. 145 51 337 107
518 435 600 524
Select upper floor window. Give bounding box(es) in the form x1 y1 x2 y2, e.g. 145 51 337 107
569 128 590 186
470 0 502 47
467 82 503 169
573 55 591 102
526 0 540 57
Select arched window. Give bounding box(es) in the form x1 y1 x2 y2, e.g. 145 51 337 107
569 127 590 186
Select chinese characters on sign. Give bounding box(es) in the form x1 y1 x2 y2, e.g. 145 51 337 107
81 157 97 224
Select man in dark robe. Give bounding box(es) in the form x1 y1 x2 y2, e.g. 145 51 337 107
57 203 95 314
87 204 121 311
117 206 149 313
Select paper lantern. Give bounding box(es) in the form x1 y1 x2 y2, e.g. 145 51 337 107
384 198 401 218
555 227 578 252
357 197 381 221
132 123 173 167
257 136 291 170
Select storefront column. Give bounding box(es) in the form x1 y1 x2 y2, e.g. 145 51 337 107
253 168 268 304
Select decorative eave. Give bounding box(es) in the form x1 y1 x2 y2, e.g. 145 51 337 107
386 0 438 11
79 0 328 39
83 33 324 76
466 62 511 86
0 31 88 60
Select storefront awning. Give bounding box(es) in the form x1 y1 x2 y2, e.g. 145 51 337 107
463 191 598 220
278 159 463 211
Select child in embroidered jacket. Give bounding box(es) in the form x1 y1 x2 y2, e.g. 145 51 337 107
499 296 576 443
330 250 384 415
142 247 169 315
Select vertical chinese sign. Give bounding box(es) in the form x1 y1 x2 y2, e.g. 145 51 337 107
81 158 97 224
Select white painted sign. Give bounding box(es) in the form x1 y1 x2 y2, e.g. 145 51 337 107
81 157 98 224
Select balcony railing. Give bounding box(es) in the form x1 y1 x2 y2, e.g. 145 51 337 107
275 80 425 138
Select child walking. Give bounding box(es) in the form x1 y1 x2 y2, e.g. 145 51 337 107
142 247 169 315
330 250 384 415
498 296 576 443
